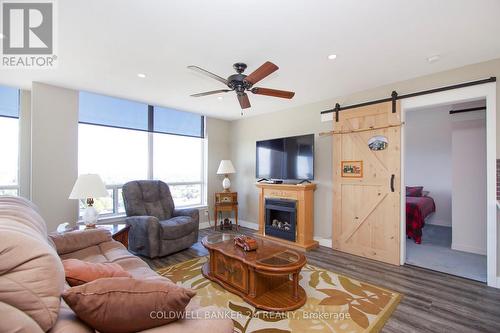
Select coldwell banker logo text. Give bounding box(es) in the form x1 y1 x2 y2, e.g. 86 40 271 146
1 0 57 68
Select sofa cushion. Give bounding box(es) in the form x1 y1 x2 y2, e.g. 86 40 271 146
0 301 45 333
0 198 47 237
160 216 196 240
0 197 65 332
62 259 132 286
59 240 169 282
63 277 196 333
48 299 94 333
50 228 112 255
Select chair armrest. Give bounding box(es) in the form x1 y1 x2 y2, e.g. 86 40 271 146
49 228 112 255
125 216 161 257
125 216 160 235
173 208 199 222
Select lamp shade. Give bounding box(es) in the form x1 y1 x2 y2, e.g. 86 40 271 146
69 174 109 199
217 160 236 175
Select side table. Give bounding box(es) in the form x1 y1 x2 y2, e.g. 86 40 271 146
214 192 238 230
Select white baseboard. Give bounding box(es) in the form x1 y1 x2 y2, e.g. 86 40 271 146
425 218 452 227
451 242 487 256
238 220 259 230
314 237 332 248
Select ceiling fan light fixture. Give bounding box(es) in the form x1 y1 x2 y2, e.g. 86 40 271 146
217 96 223 100
137 73 147 78
327 54 337 60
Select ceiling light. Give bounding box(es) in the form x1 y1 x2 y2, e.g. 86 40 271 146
427 55 440 63
327 54 337 60
137 73 147 78
217 96 223 100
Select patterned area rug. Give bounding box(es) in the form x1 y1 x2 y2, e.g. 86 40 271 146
157 256 401 333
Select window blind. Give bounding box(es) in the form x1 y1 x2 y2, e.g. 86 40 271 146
79 91 204 138
153 106 204 138
0 86 19 118
79 92 149 131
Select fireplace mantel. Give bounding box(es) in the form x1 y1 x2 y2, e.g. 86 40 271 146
256 183 318 251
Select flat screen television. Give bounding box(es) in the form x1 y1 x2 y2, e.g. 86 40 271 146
256 134 314 181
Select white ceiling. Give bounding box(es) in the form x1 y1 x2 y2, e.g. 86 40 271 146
1 0 500 120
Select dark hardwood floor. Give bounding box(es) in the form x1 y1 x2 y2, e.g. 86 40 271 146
142 227 500 333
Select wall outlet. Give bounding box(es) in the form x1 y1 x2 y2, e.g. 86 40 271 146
204 210 209 216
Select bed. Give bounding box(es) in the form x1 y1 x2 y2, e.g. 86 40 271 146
406 186 436 244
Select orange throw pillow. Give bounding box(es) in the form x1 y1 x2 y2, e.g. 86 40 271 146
62 277 196 333
62 259 132 286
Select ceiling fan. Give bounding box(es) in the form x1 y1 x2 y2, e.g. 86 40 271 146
187 61 295 110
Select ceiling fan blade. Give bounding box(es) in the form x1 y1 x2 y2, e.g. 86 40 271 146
237 93 251 109
251 87 295 99
187 65 228 85
244 61 279 85
190 89 231 97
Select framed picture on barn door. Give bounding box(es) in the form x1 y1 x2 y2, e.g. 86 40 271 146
341 160 363 178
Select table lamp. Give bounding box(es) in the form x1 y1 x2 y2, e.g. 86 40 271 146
217 160 236 192
69 174 109 227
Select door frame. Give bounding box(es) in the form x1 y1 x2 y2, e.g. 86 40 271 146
400 82 497 288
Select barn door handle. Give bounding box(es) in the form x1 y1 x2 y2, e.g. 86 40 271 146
390 174 395 192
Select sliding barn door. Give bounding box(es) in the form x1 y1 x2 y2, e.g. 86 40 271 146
332 101 401 265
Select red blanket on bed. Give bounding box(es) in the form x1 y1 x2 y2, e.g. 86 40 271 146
406 196 436 244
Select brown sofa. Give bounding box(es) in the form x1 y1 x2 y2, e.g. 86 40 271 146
0 196 233 333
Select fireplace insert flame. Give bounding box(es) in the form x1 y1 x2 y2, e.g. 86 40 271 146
265 198 296 242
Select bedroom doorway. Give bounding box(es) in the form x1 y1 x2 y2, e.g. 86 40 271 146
403 99 487 282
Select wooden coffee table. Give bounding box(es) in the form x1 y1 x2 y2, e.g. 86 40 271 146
201 233 307 311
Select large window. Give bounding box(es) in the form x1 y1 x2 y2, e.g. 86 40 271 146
0 86 19 196
78 92 205 217
153 133 204 207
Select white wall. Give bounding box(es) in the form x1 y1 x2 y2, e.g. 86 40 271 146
230 115 332 237
405 106 452 226
206 117 231 224
451 111 487 255
31 82 79 231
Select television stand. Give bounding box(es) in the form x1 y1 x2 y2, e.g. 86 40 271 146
297 179 311 184
257 178 283 184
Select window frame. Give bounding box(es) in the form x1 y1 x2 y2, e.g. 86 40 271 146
77 101 207 218
0 185 19 196
0 86 20 196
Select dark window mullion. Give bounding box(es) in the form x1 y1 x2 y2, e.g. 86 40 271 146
148 106 154 180
201 116 205 138
148 105 154 132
